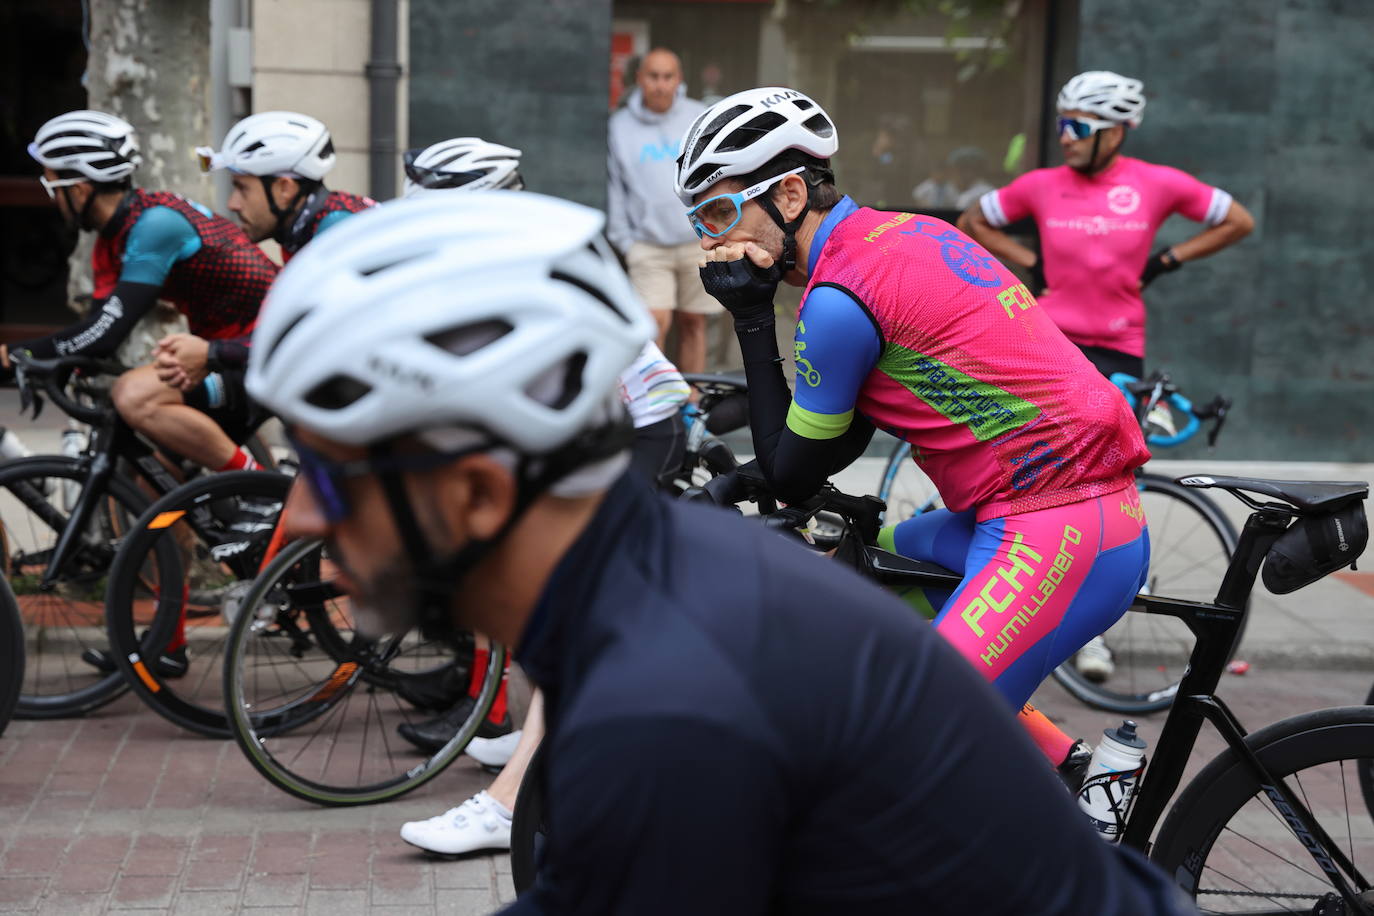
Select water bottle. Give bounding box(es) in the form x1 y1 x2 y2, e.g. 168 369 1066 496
0 427 30 461
1076 720 1147 842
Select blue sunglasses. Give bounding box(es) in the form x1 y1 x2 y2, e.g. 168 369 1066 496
686 166 806 239
287 431 489 523
1057 115 1117 140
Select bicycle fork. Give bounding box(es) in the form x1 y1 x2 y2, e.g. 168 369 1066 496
1198 696 1373 915
40 451 115 591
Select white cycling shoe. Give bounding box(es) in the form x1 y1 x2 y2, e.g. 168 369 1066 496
464 729 523 769
400 791 513 856
1074 636 1116 682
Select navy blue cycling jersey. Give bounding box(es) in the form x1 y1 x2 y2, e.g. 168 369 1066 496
504 473 1195 915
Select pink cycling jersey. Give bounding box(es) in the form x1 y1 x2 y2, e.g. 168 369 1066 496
979 156 1232 358
799 206 1150 519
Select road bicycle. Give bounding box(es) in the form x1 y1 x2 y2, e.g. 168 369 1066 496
877 370 1241 714
514 464 1373 914
1 353 274 719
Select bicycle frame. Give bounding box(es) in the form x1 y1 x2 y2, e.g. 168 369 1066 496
849 487 1371 911
37 407 252 589
1117 505 1373 911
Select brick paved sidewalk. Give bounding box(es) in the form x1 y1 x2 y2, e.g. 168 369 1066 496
0 691 513 915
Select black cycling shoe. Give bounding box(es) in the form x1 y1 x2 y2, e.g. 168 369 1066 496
1056 739 1093 793
81 645 190 679
394 663 471 712
396 696 513 754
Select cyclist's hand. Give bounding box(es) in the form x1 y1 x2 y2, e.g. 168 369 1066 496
698 242 782 330
1139 247 1181 290
154 333 210 391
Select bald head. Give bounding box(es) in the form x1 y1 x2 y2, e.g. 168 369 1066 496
637 48 683 113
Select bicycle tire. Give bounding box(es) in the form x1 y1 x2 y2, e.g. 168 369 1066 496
510 742 548 895
223 537 506 806
0 456 153 718
0 578 23 736
874 438 942 524
1150 705 1374 912
105 470 292 737
1051 474 1243 714
1359 681 1374 825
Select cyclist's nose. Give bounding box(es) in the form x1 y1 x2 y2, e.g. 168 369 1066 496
282 477 328 540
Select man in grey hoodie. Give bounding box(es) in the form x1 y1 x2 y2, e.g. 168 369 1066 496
608 48 717 374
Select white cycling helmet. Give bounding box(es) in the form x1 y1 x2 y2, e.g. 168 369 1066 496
674 86 838 206
1057 71 1146 128
246 191 654 453
28 110 141 183
403 138 523 197
197 111 335 180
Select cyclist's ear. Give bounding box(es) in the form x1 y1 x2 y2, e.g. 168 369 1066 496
442 453 518 542
774 173 810 222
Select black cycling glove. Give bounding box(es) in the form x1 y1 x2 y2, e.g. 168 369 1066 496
700 256 783 334
1028 256 1048 296
1140 247 1181 289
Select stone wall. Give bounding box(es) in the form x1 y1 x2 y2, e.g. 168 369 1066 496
1075 0 1374 460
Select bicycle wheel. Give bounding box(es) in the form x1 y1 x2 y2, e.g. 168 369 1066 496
1150 705 1374 913
511 742 548 895
1051 474 1242 714
0 456 154 717
105 470 291 737
874 438 942 524
223 537 506 805
0 578 23 736
1359 681 1374 824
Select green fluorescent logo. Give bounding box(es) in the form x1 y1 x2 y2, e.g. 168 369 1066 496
881 344 1039 441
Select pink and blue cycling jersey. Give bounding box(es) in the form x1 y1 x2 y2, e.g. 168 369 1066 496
784 197 1151 713
790 199 1149 519
979 156 1233 359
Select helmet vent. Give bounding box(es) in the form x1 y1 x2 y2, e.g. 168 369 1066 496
358 251 430 277
684 162 724 193
263 312 309 366
716 112 787 153
688 104 752 163
537 351 588 411
793 99 814 111
802 114 835 139
304 374 372 411
550 270 626 323
426 319 513 357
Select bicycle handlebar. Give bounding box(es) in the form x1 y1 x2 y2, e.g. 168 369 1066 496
10 352 121 426
1109 371 1231 449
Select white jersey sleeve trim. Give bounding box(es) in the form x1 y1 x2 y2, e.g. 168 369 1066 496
979 190 1009 228
1204 188 1233 227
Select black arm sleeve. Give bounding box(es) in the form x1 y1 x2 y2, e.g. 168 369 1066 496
14 281 161 359
735 319 876 505
207 338 250 371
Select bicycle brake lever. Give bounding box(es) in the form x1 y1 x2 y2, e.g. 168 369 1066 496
1199 396 1231 447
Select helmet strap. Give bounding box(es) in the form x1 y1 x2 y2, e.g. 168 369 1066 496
755 191 810 274
260 175 311 245
1074 128 1125 176
372 420 635 648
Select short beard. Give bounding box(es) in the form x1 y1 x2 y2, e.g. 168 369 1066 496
328 538 423 640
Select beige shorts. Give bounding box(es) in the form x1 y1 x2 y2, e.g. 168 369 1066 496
626 240 722 316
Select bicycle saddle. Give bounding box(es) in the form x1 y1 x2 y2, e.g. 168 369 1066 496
1176 475 1368 513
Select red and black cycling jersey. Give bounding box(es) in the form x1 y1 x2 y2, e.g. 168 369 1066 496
93 189 276 341
281 189 374 261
